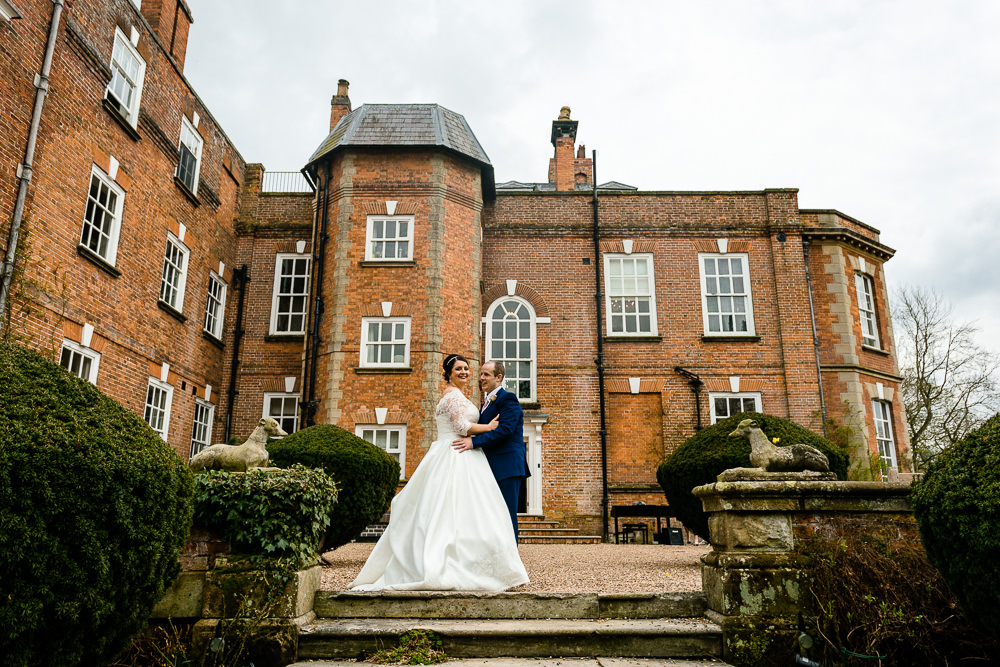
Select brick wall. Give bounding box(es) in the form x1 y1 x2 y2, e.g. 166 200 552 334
2 0 245 461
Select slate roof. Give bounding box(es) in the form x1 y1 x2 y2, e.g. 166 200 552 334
306 104 491 168
495 180 638 192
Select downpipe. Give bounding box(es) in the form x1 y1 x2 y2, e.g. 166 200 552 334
0 0 65 320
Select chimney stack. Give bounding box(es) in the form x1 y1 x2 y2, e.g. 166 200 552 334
330 79 352 131
548 107 593 190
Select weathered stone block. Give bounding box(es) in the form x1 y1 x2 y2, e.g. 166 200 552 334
202 559 321 619
709 513 793 551
151 571 206 619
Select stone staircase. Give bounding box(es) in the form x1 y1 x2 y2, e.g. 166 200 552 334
296 590 724 662
518 514 602 544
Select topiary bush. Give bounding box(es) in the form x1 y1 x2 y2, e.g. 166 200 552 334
0 342 195 667
193 465 338 567
657 412 848 541
267 423 399 550
911 412 1000 638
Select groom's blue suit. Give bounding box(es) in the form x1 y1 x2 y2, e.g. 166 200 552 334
472 387 529 541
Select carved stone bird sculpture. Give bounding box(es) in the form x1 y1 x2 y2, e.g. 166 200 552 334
729 419 830 473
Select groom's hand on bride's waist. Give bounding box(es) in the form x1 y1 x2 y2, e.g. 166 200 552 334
451 437 473 452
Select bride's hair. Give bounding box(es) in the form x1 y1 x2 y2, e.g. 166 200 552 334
442 353 469 382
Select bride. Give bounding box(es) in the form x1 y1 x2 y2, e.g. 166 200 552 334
349 354 530 591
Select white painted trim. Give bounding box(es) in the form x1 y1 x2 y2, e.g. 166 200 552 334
360 316 412 368
381 301 393 317
698 251 756 336
729 376 740 392
386 200 397 215
375 407 388 425
628 377 641 394
506 279 517 296
284 376 297 393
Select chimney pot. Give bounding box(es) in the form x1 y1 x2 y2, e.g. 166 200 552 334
558 106 572 121
330 78 353 131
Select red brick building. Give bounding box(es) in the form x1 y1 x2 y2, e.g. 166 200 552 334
1 0 246 464
2 3 910 540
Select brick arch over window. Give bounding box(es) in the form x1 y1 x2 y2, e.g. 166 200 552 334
360 201 420 216
485 295 537 401
481 282 549 319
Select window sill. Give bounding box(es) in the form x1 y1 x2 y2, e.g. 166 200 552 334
102 97 141 141
355 367 413 374
359 260 416 268
701 335 761 343
264 333 305 342
157 299 188 323
76 244 122 277
604 335 662 343
202 330 225 349
174 176 201 207
862 345 890 356
519 401 541 411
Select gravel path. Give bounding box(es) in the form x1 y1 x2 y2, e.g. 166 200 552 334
320 544 710 593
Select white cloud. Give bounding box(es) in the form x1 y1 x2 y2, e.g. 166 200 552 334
184 0 1000 354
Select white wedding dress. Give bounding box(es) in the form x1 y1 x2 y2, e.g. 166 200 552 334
348 389 529 591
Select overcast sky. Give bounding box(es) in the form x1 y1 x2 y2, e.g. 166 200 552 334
184 1 1000 354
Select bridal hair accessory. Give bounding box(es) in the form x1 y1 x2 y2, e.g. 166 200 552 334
443 354 460 369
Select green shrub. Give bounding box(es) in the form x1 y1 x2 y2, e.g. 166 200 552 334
911 412 1000 638
268 424 399 550
0 343 195 667
656 412 847 540
193 464 338 567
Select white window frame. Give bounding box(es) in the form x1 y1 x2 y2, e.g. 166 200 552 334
203 271 227 339
269 253 311 335
159 233 189 312
365 215 414 262
872 399 897 469
709 392 762 424
59 339 101 385
105 28 146 126
700 252 756 336
190 399 215 458
356 424 407 479
263 392 300 434
144 377 173 440
485 296 537 401
176 115 203 195
79 165 125 266
360 317 411 368
1 0 24 22
855 273 880 349
604 253 658 336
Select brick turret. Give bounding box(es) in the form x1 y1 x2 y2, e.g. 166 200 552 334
547 107 592 190
330 79 352 131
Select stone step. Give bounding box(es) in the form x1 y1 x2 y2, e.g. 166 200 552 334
517 521 560 528
289 660 730 667
519 534 602 544
519 527 580 535
314 591 708 620
298 618 723 660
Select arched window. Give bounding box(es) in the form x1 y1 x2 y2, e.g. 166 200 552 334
486 296 536 401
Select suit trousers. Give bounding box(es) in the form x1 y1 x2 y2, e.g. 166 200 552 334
496 476 524 542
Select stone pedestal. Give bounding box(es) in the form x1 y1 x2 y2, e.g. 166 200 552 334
151 530 320 667
693 478 915 666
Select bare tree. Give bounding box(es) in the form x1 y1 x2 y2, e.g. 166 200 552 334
893 286 1000 468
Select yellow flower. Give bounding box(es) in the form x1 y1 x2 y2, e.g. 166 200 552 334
772 437 780 444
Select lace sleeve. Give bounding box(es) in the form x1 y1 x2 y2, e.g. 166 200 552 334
436 390 474 436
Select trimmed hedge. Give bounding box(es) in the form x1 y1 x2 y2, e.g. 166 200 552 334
268 424 399 550
0 343 195 667
656 412 847 540
193 465 338 567
912 412 1000 638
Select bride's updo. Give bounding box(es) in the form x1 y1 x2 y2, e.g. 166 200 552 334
442 353 469 382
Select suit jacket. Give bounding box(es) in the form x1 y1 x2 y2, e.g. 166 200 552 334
472 387 530 482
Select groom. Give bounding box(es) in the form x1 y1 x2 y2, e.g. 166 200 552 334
452 360 529 542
